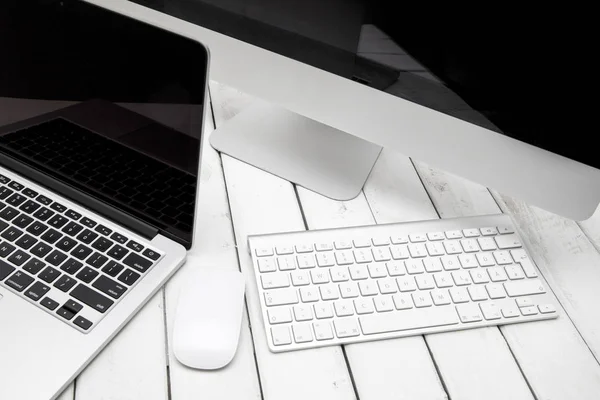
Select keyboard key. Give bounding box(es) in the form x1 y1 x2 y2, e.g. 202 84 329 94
0 242 16 258
409 233 427 242
5 270 34 292
71 284 114 313
30 242 52 258
1 226 23 242
520 306 539 316
57 307 75 321
360 307 459 334
504 279 546 297
495 234 522 249
37 265 62 285
93 275 127 299
477 237 497 251
0 174 9 184
94 224 112 236
294 305 313 321
33 207 54 221
319 284 339 301
8 249 30 266
41 228 62 244
314 303 334 319
62 221 83 236
108 232 127 244
92 237 113 252
456 303 483 322
123 253 152 273
76 229 98 244
26 221 48 236
54 275 77 292
275 245 294 255
117 268 140 286
8 181 24 191
480 302 502 320
261 273 290 289
65 210 82 220
313 321 334 340
50 202 67 213
445 230 462 239
56 237 77 252
480 227 498 236
264 289 298 306
24 281 50 301
19 200 40 214
462 228 480 237
538 304 556 314
142 248 160 261
36 195 52 205
334 318 360 338
86 252 108 269
107 245 128 261
41 297 59 311
48 215 69 229
374 296 394 312
13 215 34 229
505 264 525 280
23 258 46 275
290 270 309 286
258 258 277 273
45 250 68 266
61 259 83 275
6 193 26 207
0 187 13 200
0 206 20 221
271 326 292 345
71 244 93 260
73 316 93 330
354 298 374 314
1 261 16 280
497 225 515 235
80 217 97 228
292 324 314 343
334 240 352 250
76 267 98 283
393 293 413 310
0 220 7 233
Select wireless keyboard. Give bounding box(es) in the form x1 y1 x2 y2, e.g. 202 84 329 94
248 214 558 352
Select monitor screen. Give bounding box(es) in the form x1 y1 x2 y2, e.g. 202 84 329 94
132 0 585 168
0 0 209 247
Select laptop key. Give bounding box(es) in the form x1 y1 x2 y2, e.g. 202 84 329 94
36 195 52 206
61 259 83 275
71 244 93 260
50 202 67 213
102 261 124 277
0 174 9 184
123 253 152 273
0 243 16 258
110 232 128 244
63 299 83 314
33 207 54 221
62 221 83 236
76 267 98 283
54 275 77 292
5 270 34 292
118 268 141 286
93 275 127 299
77 229 98 244
13 214 34 228
25 281 50 301
86 252 108 269
26 221 48 236
31 242 52 258
23 258 46 275
45 250 68 266
39 266 61 283
41 297 59 311
6 193 26 207
57 307 75 320
92 237 113 252
73 316 93 330
7 249 30 266
22 188 38 198
56 237 78 252
0 260 16 280
19 200 40 214
0 187 13 199
0 206 20 221
48 215 68 228
65 210 82 220
41 228 62 244
107 245 128 261
126 240 143 252
71 284 114 313
15 233 37 250
95 224 112 236
80 217 97 228
8 181 24 191
0 220 7 233
1 226 23 242
142 248 160 261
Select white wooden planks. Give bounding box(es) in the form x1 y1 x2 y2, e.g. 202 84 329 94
212 82 356 400
163 92 262 400
416 162 600 400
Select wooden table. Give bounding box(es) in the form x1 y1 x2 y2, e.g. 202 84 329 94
52 81 600 400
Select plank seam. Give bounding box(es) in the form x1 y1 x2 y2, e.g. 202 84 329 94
342 346 361 400
408 158 441 219
422 337 452 400
162 288 173 400
497 327 539 400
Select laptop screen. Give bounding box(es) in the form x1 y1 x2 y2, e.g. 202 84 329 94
0 0 209 248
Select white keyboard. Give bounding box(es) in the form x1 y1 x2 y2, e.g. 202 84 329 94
248 214 558 352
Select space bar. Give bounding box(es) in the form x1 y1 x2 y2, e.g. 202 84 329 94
359 307 460 335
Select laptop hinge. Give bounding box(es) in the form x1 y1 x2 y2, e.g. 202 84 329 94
0 154 159 240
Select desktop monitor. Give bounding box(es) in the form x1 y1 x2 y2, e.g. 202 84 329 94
111 0 598 221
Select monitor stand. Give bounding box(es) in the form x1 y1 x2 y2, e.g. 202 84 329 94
209 103 382 200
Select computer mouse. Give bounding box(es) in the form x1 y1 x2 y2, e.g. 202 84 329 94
172 266 246 370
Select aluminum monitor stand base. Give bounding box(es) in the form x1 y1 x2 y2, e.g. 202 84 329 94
210 103 382 200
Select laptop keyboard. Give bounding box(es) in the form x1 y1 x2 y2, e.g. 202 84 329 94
0 173 163 333
0 118 196 234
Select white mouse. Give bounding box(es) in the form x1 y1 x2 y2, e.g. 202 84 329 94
173 266 245 370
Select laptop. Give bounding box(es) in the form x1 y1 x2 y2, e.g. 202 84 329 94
0 1 209 399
